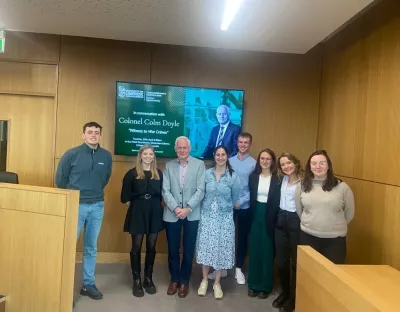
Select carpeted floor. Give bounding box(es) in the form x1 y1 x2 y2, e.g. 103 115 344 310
73 263 281 312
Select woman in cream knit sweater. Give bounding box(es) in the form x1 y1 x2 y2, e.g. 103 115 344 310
294 150 354 264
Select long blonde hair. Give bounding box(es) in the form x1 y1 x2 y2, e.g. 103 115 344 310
135 144 160 180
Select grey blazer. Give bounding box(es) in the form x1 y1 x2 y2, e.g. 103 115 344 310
162 156 206 222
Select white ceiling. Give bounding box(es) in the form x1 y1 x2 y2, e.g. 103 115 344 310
0 0 374 54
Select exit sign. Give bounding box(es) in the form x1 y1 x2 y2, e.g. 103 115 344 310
0 30 5 53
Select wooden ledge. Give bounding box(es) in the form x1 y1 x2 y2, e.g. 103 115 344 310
0 295 5 312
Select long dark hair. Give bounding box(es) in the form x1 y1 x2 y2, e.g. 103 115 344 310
214 145 234 176
253 148 277 176
302 150 339 192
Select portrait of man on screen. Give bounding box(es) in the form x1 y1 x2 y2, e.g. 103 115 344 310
201 105 241 159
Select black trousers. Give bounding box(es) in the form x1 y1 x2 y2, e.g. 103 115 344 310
275 209 301 298
300 231 347 264
234 208 252 269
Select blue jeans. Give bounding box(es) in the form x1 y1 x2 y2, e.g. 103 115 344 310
164 219 199 285
77 201 104 286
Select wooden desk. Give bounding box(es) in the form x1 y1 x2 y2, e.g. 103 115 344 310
297 246 400 312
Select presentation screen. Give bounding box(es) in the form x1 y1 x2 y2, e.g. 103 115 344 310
115 81 245 159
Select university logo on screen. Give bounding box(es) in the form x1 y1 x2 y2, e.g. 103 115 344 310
118 86 144 99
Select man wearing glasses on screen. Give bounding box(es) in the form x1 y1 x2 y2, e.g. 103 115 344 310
201 105 241 159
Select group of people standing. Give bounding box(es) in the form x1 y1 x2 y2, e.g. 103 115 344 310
56 121 355 312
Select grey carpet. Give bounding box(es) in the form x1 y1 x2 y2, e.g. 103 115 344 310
73 263 281 312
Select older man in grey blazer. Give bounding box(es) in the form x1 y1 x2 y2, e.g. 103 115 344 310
163 136 206 298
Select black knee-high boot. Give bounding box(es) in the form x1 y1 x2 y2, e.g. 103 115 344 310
273 268 290 308
279 267 290 298
130 252 144 297
143 248 156 294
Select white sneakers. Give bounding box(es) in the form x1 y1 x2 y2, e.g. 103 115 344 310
235 268 246 285
207 269 228 280
198 279 208 296
207 268 246 285
198 280 223 299
213 283 223 299
201 268 244 299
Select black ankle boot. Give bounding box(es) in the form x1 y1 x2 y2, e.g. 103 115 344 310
132 277 144 297
273 292 289 308
143 275 156 294
280 298 295 312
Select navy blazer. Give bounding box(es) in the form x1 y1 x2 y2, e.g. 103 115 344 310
202 122 241 159
249 173 281 237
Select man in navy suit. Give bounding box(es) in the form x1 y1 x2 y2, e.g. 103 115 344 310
201 105 241 159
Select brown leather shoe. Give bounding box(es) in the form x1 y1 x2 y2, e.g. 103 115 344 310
178 284 189 298
167 282 179 295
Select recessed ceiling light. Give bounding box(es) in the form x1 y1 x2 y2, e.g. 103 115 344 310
221 0 243 31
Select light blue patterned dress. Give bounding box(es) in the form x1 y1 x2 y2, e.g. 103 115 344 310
196 168 241 270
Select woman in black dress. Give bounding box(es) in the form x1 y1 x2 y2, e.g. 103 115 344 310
121 144 163 297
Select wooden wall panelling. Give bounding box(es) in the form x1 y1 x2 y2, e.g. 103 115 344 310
151 44 322 163
254 47 322 163
360 7 400 186
56 36 152 158
235 51 260 139
340 176 400 270
0 31 60 63
151 45 242 89
317 0 400 270
380 183 400 269
341 176 385 266
0 61 57 96
319 0 400 186
318 23 365 178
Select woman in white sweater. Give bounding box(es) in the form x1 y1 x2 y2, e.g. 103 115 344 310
294 150 354 264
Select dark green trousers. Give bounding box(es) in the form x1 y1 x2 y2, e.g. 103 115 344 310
248 201 274 292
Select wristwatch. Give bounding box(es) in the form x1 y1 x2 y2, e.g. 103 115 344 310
187 205 192 213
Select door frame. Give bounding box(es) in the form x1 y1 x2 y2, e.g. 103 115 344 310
0 117 11 171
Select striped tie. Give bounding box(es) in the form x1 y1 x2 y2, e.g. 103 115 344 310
216 126 225 147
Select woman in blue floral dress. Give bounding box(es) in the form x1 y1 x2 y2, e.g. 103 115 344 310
196 145 241 299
